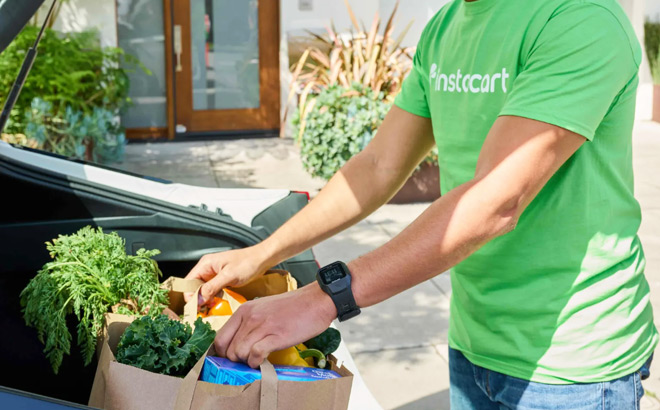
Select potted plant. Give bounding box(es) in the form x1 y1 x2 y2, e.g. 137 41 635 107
24 98 127 164
293 83 389 181
388 148 440 204
645 20 660 122
287 0 440 203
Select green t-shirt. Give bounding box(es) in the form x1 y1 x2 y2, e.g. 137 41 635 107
395 0 657 383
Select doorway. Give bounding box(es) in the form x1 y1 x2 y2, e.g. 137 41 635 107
116 0 281 139
172 0 281 136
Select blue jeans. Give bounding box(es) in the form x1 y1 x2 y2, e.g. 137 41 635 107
449 348 653 410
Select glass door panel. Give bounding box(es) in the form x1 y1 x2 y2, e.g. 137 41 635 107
117 0 168 129
190 0 260 111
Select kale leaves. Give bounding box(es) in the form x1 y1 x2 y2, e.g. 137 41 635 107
116 315 216 377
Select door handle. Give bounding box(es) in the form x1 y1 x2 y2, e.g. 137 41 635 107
174 25 183 72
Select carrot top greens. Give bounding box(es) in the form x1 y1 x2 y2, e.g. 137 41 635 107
20 226 169 373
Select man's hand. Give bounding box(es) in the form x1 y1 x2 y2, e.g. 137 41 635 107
214 283 336 368
184 246 268 304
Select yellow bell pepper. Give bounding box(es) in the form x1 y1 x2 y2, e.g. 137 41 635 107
267 344 311 367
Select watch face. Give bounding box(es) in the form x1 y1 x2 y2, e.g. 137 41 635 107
321 265 346 285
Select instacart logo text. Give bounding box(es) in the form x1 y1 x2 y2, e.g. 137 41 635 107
430 64 510 94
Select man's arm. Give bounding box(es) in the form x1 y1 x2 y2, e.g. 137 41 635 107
348 115 585 307
213 115 586 368
185 106 435 302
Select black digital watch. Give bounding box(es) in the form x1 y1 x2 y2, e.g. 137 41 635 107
316 261 361 322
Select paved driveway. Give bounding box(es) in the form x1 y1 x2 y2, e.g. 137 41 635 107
114 119 660 409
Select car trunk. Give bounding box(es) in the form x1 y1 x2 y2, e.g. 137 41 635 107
0 143 318 404
0 2 316 403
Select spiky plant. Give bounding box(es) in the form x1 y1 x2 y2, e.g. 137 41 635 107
285 0 414 141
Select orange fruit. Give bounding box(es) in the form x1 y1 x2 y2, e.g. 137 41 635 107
208 297 233 316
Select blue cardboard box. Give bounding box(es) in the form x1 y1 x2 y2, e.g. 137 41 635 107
201 356 342 386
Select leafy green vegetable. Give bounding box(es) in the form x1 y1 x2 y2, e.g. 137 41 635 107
116 315 216 377
305 328 341 356
20 226 169 374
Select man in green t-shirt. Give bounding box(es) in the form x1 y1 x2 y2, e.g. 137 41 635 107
186 0 657 407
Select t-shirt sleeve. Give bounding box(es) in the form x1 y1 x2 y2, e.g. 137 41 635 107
499 4 641 141
394 42 432 118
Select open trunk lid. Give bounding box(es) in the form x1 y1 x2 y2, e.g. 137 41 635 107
0 0 45 54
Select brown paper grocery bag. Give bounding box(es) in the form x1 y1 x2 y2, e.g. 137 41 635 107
89 314 281 410
90 271 352 410
90 313 353 410
183 355 352 410
232 269 298 299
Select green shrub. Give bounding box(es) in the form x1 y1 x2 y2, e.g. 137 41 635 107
294 84 391 180
646 20 660 84
1 27 134 129
1 27 140 163
24 98 125 164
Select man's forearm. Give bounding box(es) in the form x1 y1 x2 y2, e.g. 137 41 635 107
348 177 518 308
258 149 411 269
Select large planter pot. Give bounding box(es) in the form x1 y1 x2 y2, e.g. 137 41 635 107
654 85 660 123
389 162 441 204
84 139 94 162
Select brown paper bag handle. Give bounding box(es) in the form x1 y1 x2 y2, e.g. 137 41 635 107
259 360 278 410
173 344 210 410
183 284 203 326
174 343 279 410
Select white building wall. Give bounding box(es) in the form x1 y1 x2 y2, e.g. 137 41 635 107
52 0 118 48
648 0 660 20
379 0 447 47
281 0 380 35
280 0 449 51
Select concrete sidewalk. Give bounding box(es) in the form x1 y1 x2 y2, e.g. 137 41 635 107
113 120 660 410
118 137 327 194
633 120 660 410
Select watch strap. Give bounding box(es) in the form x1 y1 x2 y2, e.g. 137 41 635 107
332 286 361 322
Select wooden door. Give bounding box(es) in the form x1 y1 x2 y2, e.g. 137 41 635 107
172 0 280 134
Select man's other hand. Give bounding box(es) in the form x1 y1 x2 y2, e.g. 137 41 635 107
214 283 336 368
